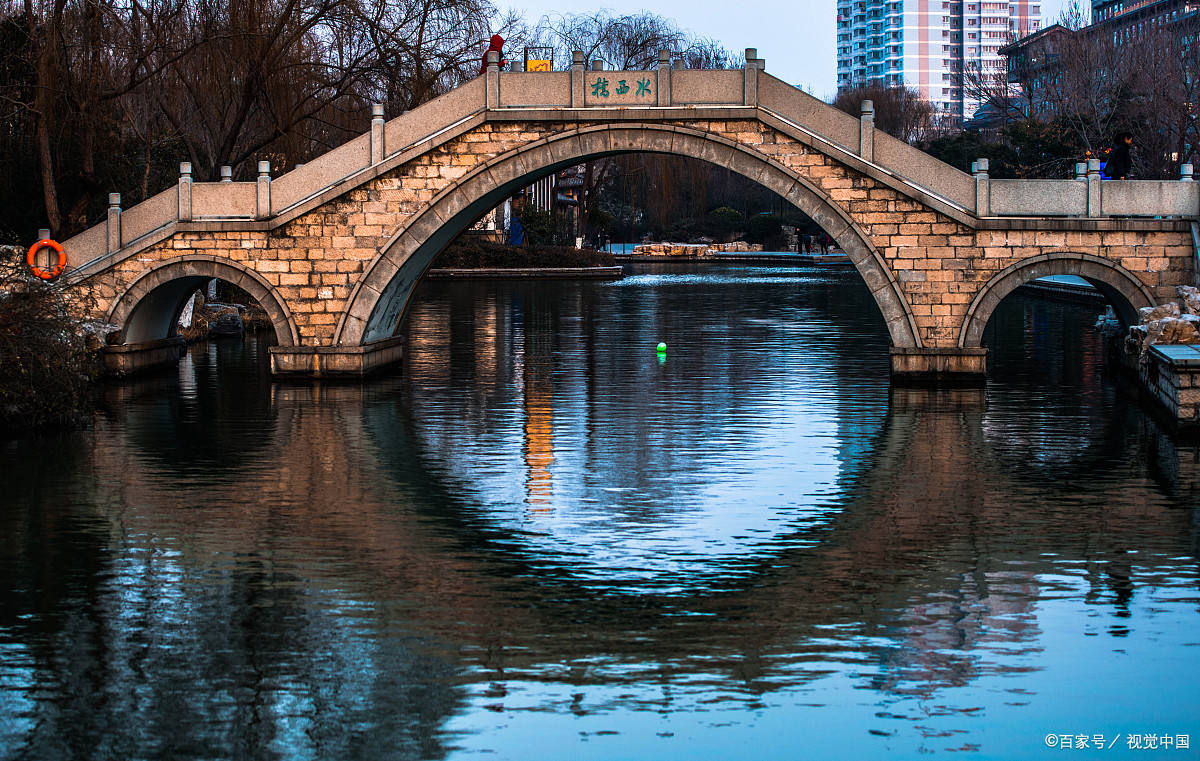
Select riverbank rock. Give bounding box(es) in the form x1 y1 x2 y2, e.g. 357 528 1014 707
1177 285 1200 315
79 321 122 351
178 292 245 341
1126 288 1200 357
630 241 765 257
206 304 245 336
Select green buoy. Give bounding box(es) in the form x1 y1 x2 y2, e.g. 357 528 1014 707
657 342 667 352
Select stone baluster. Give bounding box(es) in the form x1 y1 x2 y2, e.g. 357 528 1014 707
859 100 875 162
571 50 585 108
107 193 122 253
256 161 271 220
1087 158 1102 217
370 103 385 165
178 162 193 222
220 166 233 183
486 50 500 109
1181 164 1194 181
657 49 671 107
972 158 990 217
1075 162 1088 180
590 59 604 71
744 48 759 106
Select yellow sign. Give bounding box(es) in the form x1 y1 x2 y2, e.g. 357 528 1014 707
526 59 551 72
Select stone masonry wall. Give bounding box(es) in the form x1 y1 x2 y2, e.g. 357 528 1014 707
85 119 1196 349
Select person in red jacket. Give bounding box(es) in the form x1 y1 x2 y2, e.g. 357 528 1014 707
480 35 508 75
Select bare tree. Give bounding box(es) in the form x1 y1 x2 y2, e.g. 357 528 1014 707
356 0 521 114
530 10 687 70
10 0 197 236
832 83 938 144
998 0 1199 177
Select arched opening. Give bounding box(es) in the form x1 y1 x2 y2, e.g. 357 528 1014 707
958 253 1155 350
107 257 300 347
962 254 1157 469
334 125 923 352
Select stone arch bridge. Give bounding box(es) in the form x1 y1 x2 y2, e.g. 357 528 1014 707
59 49 1200 378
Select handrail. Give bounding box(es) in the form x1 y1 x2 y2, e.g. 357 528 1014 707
62 64 1199 279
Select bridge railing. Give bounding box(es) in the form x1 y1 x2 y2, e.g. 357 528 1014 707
66 79 488 277
62 52 1199 278
981 160 1197 217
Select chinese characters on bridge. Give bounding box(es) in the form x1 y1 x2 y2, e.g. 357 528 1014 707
588 76 652 102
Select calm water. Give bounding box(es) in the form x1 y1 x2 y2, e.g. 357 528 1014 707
2 264 1198 760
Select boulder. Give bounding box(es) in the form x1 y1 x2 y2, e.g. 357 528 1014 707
79 320 121 350
1176 285 1200 315
1139 302 1181 322
1153 316 1200 345
206 304 244 336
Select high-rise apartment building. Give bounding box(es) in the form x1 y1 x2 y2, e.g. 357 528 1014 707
836 0 1042 121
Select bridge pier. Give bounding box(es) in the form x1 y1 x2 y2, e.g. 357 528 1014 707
101 337 187 377
268 337 406 378
890 348 988 384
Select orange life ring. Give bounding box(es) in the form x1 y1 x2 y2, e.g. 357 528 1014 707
27 238 66 280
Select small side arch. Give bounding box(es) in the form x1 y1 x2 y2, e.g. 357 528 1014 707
958 252 1157 348
106 255 300 346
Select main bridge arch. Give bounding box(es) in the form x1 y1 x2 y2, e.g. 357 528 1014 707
334 123 923 351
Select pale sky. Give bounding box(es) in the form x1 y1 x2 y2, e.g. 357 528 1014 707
498 0 1073 101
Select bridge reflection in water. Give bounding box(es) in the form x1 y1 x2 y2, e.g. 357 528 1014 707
1 266 1197 759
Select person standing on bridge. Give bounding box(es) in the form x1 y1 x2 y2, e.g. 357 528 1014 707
480 34 508 75
1105 132 1134 180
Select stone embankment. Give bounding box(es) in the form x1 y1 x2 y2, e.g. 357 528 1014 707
631 242 764 257
1126 286 1200 354
1111 285 1200 431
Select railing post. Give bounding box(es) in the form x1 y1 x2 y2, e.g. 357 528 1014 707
657 49 671 106
486 50 500 109
1182 164 1194 181
220 166 233 183
107 193 122 253
1087 158 1102 217
859 100 875 161
256 161 271 220
1075 162 1088 180
177 162 192 222
972 158 990 217
743 48 758 106
370 103 385 164
571 50 584 108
